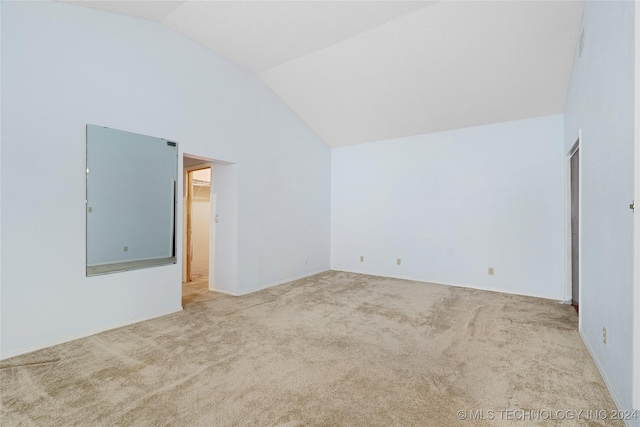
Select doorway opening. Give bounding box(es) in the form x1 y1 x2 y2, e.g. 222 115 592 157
569 143 580 314
182 158 220 306
182 154 239 299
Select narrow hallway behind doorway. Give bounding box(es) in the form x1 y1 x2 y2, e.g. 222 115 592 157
182 165 221 306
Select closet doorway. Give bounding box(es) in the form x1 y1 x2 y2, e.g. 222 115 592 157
182 159 218 306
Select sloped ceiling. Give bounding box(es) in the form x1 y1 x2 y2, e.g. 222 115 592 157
59 0 584 147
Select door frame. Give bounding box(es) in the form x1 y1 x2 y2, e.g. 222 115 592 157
181 155 238 295
570 146 580 313
565 132 581 326
633 0 640 410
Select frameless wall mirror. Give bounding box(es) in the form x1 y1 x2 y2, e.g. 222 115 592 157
86 125 178 276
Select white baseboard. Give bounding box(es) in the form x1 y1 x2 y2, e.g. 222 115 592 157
579 331 636 427
1 306 183 361
252 268 329 294
214 269 329 297
329 269 564 302
210 286 243 296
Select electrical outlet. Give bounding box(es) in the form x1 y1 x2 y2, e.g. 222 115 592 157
397 258 401 265
360 256 364 262
304 258 308 265
123 246 128 252
488 267 494 275
603 327 607 344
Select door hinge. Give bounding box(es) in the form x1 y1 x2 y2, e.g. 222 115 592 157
631 200 635 211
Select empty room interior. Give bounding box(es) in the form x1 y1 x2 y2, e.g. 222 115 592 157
1 0 639 425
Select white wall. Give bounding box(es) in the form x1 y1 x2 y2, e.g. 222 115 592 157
190 168 211 274
191 185 210 274
564 1 637 422
635 2 640 413
0 1 3 336
0 2 330 358
331 114 565 300
212 163 239 294
237 84 332 292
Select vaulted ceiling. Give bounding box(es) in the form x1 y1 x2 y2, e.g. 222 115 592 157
60 1 584 147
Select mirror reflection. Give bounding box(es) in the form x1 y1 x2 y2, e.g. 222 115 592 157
86 125 178 276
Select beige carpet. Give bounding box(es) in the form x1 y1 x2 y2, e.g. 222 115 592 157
0 271 621 426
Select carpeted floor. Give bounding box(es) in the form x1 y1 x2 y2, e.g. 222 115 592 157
0 271 622 426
